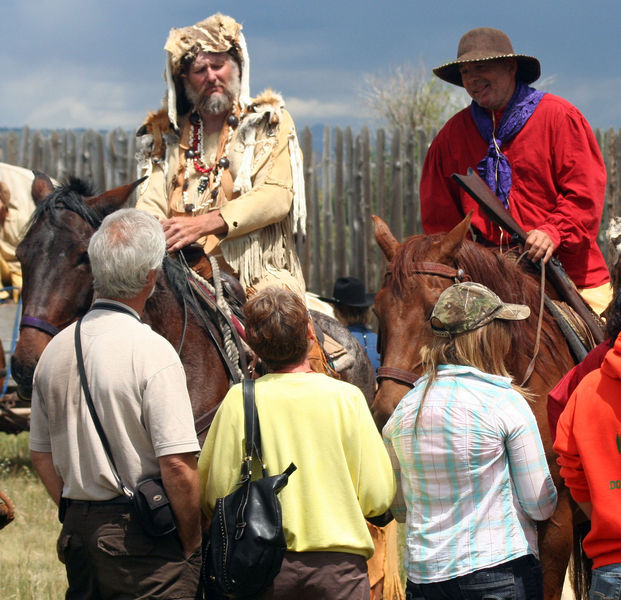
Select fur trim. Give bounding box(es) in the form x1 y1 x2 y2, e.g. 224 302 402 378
248 89 285 126
138 109 175 159
0 181 10 207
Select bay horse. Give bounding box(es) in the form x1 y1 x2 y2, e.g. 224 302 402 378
372 213 586 600
10 177 375 440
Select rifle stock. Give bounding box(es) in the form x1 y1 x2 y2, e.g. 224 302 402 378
451 168 605 345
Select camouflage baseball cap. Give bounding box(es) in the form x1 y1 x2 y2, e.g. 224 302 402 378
430 282 530 337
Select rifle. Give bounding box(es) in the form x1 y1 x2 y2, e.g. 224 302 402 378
451 168 605 347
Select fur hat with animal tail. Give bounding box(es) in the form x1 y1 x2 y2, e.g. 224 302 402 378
163 13 251 130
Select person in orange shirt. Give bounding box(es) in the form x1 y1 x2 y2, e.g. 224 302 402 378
554 331 621 599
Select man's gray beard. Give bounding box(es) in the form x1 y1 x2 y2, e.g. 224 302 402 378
184 77 241 116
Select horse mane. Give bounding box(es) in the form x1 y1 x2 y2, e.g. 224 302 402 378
28 177 100 231
390 233 571 381
161 255 206 318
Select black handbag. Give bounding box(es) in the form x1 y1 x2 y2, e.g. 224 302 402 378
74 305 177 537
202 379 296 599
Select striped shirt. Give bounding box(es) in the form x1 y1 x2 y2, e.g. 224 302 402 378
383 364 557 583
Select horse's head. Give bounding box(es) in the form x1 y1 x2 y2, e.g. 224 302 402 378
11 177 141 399
371 213 472 428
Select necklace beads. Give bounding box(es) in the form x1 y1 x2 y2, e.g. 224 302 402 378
182 107 238 213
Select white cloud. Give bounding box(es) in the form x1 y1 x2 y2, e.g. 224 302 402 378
0 57 159 129
286 97 365 120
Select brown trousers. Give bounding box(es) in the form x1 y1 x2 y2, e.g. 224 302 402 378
258 551 370 600
58 502 200 600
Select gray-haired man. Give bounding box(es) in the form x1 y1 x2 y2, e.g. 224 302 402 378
30 208 201 599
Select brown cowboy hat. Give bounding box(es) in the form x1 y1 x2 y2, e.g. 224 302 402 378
433 27 541 87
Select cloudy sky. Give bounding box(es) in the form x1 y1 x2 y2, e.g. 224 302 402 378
1 0 620 132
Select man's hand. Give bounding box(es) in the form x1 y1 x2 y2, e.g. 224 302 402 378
31 450 63 505
161 210 228 253
159 453 202 558
524 229 556 264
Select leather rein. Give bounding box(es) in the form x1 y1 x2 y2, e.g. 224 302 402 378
376 261 470 388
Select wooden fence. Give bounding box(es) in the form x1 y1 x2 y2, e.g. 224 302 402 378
2 125 620 296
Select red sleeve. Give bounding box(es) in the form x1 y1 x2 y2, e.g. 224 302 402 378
420 131 467 234
553 390 591 503
536 103 606 253
548 341 611 440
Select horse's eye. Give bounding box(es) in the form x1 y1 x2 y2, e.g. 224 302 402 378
76 252 90 266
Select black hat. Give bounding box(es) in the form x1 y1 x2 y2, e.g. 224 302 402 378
319 277 375 307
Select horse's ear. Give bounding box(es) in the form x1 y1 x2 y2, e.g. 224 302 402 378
372 215 400 261
85 177 145 218
438 211 473 258
31 170 54 206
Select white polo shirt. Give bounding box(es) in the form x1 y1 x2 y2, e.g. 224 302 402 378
30 301 200 501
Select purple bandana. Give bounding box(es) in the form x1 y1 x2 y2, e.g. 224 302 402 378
471 80 545 208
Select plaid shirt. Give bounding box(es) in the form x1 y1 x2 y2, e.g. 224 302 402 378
383 364 557 583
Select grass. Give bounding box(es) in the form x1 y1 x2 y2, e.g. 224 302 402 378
0 430 407 600
0 432 66 600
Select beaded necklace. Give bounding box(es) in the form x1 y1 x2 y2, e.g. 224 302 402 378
182 109 240 214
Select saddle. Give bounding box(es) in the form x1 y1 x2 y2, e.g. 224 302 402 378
175 245 349 379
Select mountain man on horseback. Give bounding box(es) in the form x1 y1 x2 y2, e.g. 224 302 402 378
135 13 306 299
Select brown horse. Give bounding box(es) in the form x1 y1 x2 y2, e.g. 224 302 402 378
11 177 230 441
372 213 586 600
10 177 376 439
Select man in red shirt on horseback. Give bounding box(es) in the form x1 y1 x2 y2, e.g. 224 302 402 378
420 27 611 315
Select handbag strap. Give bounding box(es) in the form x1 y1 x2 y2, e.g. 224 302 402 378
73 305 139 497
242 379 267 478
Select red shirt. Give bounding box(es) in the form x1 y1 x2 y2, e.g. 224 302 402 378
554 336 621 568
547 341 611 441
420 94 609 289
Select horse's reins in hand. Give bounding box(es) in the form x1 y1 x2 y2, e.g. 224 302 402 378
516 250 545 386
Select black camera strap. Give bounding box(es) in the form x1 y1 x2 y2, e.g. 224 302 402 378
73 304 140 498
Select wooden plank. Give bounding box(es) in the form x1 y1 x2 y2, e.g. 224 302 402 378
404 129 415 237
301 127 313 287
376 129 386 220
321 126 333 295
127 130 137 188
615 129 621 219
48 131 61 179
334 127 346 278
4 132 19 166
345 127 354 277
312 155 322 293
361 126 371 285
93 131 106 192
389 129 403 242
352 133 363 281
29 130 44 171
414 128 428 234
61 130 78 180
19 126 30 168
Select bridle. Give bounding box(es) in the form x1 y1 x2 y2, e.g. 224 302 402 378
19 200 101 340
20 316 62 337
376 261 470 388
